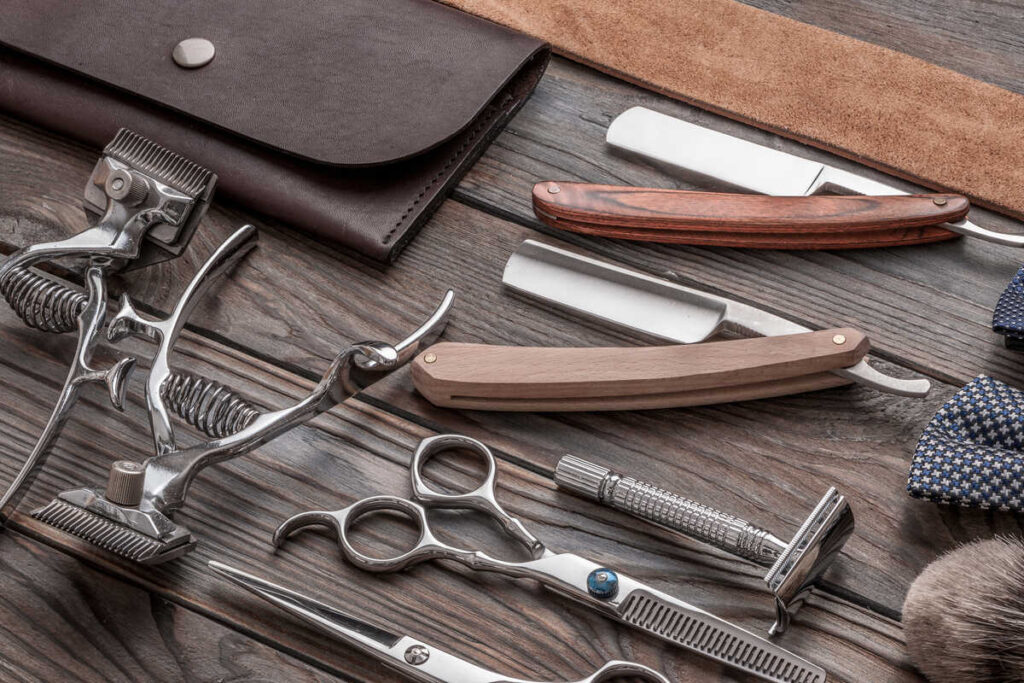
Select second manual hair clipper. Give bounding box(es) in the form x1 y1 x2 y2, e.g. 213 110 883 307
30 224 454 564
0 129 216 524
555 456 854 636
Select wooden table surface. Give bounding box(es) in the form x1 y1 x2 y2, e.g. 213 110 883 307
1 2 1022 681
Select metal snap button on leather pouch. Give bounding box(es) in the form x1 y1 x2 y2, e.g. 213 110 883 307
172 38 215 68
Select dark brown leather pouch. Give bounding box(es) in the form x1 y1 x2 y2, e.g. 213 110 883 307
0 1 549 262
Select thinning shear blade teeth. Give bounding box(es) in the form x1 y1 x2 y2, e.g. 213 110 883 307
273 511 340 547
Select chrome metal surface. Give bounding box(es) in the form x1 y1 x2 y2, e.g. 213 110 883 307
275 434 825 681
211 561 669 683
0 130 215 524
0 267 136 523
504 239 930 397
607 106 1024 247
31 227 455 563
555 455 855 636
172 38 216 69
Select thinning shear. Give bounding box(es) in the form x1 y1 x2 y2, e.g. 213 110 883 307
210 561 667 683
274 435 827 683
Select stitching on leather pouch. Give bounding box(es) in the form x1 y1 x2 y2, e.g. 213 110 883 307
382 103 500 245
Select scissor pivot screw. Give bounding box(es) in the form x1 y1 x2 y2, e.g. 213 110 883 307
932 197 947 206
587 568 619 599
404 644 430 665
832 334 846 345
423 352 437 364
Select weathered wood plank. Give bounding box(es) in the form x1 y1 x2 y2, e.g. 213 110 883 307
0 303 916 682
2 110 1019 621
0 530 340 682
453 57 1024 389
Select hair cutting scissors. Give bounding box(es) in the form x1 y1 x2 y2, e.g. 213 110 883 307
211 561 666 683
274 434 827 683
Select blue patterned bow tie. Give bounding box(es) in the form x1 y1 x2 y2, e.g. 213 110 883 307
993 266 1024 350
908 375 1024 512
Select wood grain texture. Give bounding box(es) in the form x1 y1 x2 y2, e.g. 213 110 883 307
0 530 340 682
532 182 965 248
453 58 1024 390
0 304 917 682
1 2 1022 677
411 329 864 410
0 107 1018 619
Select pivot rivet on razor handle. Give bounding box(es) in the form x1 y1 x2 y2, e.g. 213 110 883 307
555 455 854 635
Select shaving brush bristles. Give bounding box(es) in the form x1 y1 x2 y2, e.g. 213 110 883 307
904 536 1024 682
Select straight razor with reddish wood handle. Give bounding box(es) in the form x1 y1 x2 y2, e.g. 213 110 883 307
532 182 968 249
586 106 1024 248
410 240 930 411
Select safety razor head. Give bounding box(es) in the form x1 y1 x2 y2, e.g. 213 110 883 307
764 487 854 635
84 129 217 270
31 485 195 565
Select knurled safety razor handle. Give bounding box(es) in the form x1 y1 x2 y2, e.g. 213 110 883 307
411 328 868 411
555 455 855 636
556 456 787 564
532 182 968 249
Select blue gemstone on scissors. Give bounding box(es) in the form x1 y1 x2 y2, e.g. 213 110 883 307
587 568 619 599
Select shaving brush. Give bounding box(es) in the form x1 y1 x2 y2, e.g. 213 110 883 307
904 536 1024 682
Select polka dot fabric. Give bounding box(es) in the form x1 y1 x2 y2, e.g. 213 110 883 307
992 265 1024 349
908 375 1024 511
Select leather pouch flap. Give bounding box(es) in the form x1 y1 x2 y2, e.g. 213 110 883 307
0 0 544 166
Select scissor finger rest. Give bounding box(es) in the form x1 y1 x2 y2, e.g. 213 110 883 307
275 496 461 572
412 434 547 559
578 661 669 683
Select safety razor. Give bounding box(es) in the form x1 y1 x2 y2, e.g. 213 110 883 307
0 129 216 523
555 456 854 636
31 223 455 564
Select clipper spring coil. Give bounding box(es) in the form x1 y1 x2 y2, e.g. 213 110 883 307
0 266 87 333
161 372 261 439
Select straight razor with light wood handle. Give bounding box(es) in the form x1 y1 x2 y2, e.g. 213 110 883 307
410 240 930 411
604 106 1024 248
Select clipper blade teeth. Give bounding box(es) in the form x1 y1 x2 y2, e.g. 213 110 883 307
31 499 165 563
104 129 213 198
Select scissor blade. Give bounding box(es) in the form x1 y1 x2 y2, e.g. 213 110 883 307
209 562 401 649
615 585 826 683
211 562 518 683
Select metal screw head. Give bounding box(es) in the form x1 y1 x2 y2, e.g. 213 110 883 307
172 38 216 69
832 334 846 345
547 183 561 194
423 352 437 364
404 644 430 665
586 568 619 599
932 196 948 206
105 168 148 206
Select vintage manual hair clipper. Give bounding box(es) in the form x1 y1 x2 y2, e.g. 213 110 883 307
0 129 216 523
556 456 854 636
544 106 1024 249
30 224 454 564
211 561 669 683
410 239 929 411
275 434 827 682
